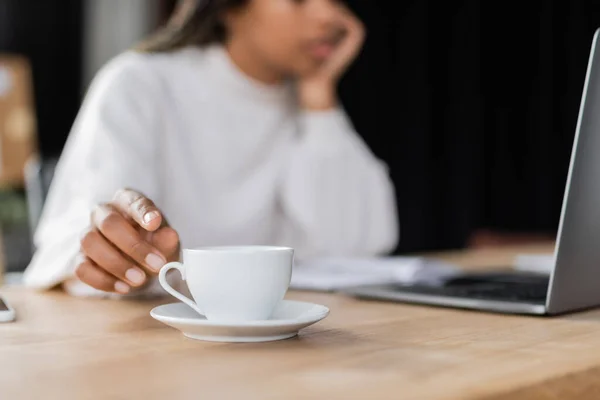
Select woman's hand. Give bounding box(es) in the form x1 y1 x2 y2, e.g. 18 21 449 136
298 5 365 110
75 188 180 294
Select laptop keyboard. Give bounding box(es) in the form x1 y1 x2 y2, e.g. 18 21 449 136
393 273 549 304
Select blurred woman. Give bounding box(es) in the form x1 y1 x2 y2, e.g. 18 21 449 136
24 0 398 297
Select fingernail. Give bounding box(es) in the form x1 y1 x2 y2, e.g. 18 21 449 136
114 281 130 294
145 253 166 272
144 211 160 225
125 267 146 285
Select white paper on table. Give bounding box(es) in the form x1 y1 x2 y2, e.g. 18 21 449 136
290 257 460 292
513 254 554 275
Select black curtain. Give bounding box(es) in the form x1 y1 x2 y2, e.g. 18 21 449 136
0 0 83 158
340 0 600 253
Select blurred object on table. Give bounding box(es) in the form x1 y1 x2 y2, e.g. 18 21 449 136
513 253 554 274
468 229 555 249
0 188 32 273
3 272 22 286
24 156 57 236
0 55 37 188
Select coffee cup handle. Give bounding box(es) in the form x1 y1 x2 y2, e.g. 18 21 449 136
158 262 204 316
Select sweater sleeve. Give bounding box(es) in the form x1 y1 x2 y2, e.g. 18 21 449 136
278 107 399 260
23 52 164 292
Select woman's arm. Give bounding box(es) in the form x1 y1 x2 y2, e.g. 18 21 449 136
23 52 168 293
279 107 399 259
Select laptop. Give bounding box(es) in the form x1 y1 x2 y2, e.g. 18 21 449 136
344 28 600 316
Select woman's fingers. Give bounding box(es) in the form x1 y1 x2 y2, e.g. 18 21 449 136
328 4 365 75
76 189 181 293
91 204 167 273
112 188 163 232
80 229 147 287
150 226 181 262
74 254 130 294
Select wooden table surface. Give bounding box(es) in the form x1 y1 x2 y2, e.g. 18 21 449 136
3 242 600 400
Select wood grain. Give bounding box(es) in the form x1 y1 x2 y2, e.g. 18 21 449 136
4 242 600 400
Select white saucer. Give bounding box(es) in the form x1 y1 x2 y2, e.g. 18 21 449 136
150 300 329 343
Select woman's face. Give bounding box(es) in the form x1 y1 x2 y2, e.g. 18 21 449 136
225 0 348 78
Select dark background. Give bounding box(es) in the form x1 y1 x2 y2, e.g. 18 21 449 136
339 0 600 252
2 0 600 255
0 0 83 157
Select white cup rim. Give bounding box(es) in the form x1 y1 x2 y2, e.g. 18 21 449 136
183 245 293 254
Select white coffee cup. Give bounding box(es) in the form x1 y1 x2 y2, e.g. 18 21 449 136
158 246 294 322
